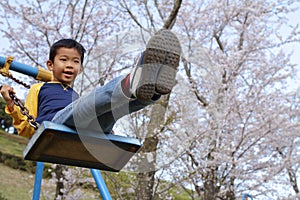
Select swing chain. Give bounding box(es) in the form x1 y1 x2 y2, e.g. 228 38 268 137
1 56 37 129
0 56 31 89
2 72 31 89
9 92 39 130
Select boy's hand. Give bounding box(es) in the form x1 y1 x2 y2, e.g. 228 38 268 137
0 84 15 112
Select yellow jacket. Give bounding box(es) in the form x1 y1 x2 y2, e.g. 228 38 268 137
5 83 43 138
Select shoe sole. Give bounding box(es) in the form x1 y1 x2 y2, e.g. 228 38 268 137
136 30 181 100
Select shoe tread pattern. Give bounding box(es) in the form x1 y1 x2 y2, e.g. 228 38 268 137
137 30 181 100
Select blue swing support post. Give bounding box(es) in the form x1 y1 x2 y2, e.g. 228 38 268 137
242 193 253 200
1 56 142 200
33 162 44 200
33 162 113 200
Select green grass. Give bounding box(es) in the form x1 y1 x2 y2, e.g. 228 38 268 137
0 131 28 156
0 163 100 200
0 132 36 200
0 163 34 200
0 131 100 200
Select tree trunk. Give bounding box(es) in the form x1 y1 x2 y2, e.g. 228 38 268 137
136 95 169 200
203 167 220 200
203 180 218 200
54 164 67 199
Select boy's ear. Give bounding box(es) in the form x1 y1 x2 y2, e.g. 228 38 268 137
46 60 53 71
79 66 84 74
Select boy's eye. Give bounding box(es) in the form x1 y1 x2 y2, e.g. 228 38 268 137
74 60 80 63
60 58 67 61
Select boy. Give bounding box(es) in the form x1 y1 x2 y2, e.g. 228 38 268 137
0 29 181 138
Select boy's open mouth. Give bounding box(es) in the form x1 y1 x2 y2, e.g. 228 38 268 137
63 71 74 78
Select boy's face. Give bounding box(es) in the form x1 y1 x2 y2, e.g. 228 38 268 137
47 47 82 85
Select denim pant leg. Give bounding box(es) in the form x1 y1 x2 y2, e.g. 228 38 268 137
52 75 153 133
87 98 153 133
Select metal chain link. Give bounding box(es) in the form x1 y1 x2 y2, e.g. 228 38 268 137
1 56 38 130
9 92 39 130
4 73 31 89
0 56 31 89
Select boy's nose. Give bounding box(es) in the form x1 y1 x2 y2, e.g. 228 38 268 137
66 61 74 68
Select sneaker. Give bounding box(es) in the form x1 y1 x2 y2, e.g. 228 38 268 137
130 29 181 101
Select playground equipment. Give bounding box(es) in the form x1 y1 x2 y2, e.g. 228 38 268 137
242 193 253 200
24 121 142 172
0 56 142 199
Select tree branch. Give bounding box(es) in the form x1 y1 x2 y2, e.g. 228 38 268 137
163 0 182 29
182 56 209 107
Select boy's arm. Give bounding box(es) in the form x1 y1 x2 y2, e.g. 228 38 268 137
3 84 40 138
5 105 36 138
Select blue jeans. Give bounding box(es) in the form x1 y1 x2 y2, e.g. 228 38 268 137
52 76 153 133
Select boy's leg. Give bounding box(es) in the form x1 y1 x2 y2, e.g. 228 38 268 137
52 75 156 132
82 98 156 133
52 76 131 130
52 29 181 133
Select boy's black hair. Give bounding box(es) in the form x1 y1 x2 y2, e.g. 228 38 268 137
49 39 86 64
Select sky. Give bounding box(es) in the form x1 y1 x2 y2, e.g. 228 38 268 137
282 3 300 90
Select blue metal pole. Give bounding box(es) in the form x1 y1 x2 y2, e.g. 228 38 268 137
90 169 112 200
0 56 52 82
32 162 44 200
0 56 38 77
242 193 253 200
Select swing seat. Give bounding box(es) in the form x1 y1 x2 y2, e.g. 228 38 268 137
23 121 142 172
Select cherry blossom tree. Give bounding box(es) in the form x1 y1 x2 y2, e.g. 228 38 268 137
162 0 300 199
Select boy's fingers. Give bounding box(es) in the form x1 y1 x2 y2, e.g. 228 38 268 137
0 85 14 100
